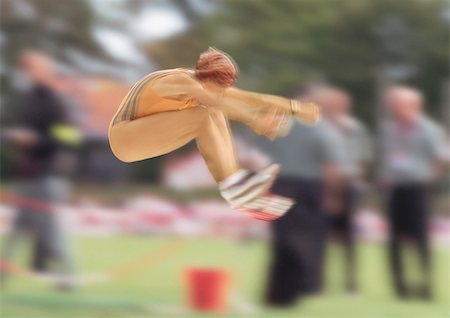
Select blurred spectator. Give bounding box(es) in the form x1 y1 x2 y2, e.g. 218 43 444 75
317 87 373 293
379 85 449 300
0 50 82 289
254 87 345 306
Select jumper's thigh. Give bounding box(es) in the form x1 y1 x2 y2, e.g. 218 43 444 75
109 106 208 162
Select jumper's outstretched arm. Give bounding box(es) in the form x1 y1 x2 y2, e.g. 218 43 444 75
223 87 293 113
152 73 320 135
217 87 321 126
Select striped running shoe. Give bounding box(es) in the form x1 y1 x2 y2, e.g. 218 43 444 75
219 164 294 221
237 193 294 221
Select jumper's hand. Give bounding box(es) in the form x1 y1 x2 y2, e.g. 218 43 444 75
294 101 321 126
253 108 293 140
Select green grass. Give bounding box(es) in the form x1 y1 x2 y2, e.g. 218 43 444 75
1 237 449 318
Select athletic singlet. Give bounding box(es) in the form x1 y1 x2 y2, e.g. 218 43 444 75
111 69 198 126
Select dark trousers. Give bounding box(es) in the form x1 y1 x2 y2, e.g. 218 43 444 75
265 177 325 306
387 184 431 298
1 177 74 284
328 183 357 291
31 236 53 272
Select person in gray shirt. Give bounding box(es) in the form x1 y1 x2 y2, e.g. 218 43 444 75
253 87 345 306
379 85 448 300
318 88 373 294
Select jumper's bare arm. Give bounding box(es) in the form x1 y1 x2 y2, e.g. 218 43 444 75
219 87 321 125
153 73 321 126
152 73 219 106
224 87 292 113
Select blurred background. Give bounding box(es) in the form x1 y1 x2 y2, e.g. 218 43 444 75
0 0 449 317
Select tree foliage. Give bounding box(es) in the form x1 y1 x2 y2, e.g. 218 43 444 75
149 0 449 125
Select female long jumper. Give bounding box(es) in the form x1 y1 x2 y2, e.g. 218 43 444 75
109 48 320 221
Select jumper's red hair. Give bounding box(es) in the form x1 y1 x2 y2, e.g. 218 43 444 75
195 47 238 87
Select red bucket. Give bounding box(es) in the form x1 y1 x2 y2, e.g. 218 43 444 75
185 267 231 313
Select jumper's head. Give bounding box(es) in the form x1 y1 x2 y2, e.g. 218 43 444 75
195 47 238 88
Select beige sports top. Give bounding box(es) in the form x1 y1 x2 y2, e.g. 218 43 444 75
112 68 198 125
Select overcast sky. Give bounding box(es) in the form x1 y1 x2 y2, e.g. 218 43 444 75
89 0 188 66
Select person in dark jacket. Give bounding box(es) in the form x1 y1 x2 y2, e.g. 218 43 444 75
1 50 81 288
